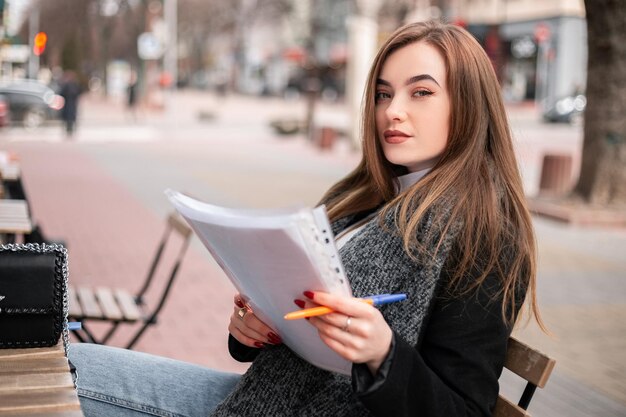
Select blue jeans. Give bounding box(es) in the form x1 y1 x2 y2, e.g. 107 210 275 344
68 343 241 417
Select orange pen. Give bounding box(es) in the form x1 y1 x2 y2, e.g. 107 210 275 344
284 293 407 320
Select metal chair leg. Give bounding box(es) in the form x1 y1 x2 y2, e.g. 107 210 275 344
125 320 154 349
101 322 122 344
518 383 537 410
77 322 100 344
70 328 87 343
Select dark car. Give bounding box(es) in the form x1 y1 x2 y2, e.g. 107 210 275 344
283 66 344 102
542 93 586 125
0 80 64 129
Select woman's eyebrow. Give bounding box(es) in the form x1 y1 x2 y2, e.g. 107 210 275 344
406 74 440 87
376 74 441 87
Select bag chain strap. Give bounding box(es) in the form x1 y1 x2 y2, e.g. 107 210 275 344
0 243 71 356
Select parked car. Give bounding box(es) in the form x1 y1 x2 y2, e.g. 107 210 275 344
0 80 65 129
283 66 344 102
542 93 586 124
0 95 10 127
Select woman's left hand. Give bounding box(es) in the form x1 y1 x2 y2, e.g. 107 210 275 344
300 291 393 375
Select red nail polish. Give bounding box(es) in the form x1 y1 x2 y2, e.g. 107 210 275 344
268 332 282 344
294 299 305 308
303 291 314 299
254 342 265 348
234 298 244 308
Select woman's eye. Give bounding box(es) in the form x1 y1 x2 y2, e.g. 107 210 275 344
412 89 433 98
375 91 391 102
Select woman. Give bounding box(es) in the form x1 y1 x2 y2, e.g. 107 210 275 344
70 20 543 417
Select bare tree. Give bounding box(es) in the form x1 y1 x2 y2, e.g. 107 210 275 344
574 0 626 206
19 0 93 71
19 0 293 93
177 0 291 88
20 0 147 76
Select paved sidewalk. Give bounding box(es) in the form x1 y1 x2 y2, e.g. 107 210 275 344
1 91 624 416
3 142 249 373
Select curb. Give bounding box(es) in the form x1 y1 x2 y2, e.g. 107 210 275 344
528 198 626 227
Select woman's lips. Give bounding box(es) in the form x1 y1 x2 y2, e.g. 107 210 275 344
383 130 411 144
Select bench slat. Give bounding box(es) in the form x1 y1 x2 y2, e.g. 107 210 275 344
95 287 124 321
505 338 556 388
0 200 29 217
67 286 82 318
114 289 141 322
0 372 74 392
0 388 81 413
0 163 20 180
0 219 32 233
0 341 65 361
0 358 69 375
4 411 86 417
5 411 86 417
493 395 530 417
75 287 103 319
0 341 64 360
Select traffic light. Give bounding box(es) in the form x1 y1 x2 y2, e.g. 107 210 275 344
33 32 47 56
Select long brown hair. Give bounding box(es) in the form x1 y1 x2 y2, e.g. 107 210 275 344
320 21 544 329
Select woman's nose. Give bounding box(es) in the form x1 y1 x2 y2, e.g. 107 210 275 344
385 98 407 121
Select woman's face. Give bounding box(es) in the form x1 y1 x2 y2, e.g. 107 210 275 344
375 41 451 173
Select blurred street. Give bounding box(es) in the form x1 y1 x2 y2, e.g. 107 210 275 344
1 91 624 417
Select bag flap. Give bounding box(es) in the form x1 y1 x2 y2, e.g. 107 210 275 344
0 251 59 311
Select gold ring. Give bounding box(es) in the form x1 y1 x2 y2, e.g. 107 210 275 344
237 307 248 320
342 316 352 333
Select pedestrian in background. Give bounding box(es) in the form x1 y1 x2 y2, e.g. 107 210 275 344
68 20 545 417
59 71 82 137
127 70 139 121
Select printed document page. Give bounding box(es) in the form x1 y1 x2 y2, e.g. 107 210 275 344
166 190 352 375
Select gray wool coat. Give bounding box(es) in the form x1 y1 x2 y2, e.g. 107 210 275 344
212 207 514 417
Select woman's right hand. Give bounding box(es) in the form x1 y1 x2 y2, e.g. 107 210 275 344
229 294 282 348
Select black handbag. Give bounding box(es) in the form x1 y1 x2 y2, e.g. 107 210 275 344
0 243 69 349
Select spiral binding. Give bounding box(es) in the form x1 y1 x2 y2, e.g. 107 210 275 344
295 209 348 294
0 243 70 356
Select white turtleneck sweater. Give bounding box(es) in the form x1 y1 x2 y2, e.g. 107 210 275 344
335 168 430 249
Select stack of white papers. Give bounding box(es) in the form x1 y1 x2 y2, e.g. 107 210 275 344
166 190 352 374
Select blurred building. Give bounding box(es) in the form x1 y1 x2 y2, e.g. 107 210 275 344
220 0 351 100
0 0 31 80
216 0 586 108
447 0 586 107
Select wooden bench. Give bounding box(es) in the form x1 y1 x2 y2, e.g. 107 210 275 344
494 337 556 417
0 162 21 181
0 200 33 238
0 150 19 197
0 342 84 416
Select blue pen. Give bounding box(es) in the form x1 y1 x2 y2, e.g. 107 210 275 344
367 293 407 306
284 293 407 320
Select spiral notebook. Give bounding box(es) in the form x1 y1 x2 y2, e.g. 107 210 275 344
165 190 352 375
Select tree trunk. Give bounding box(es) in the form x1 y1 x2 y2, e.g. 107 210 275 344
574 0 626 206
